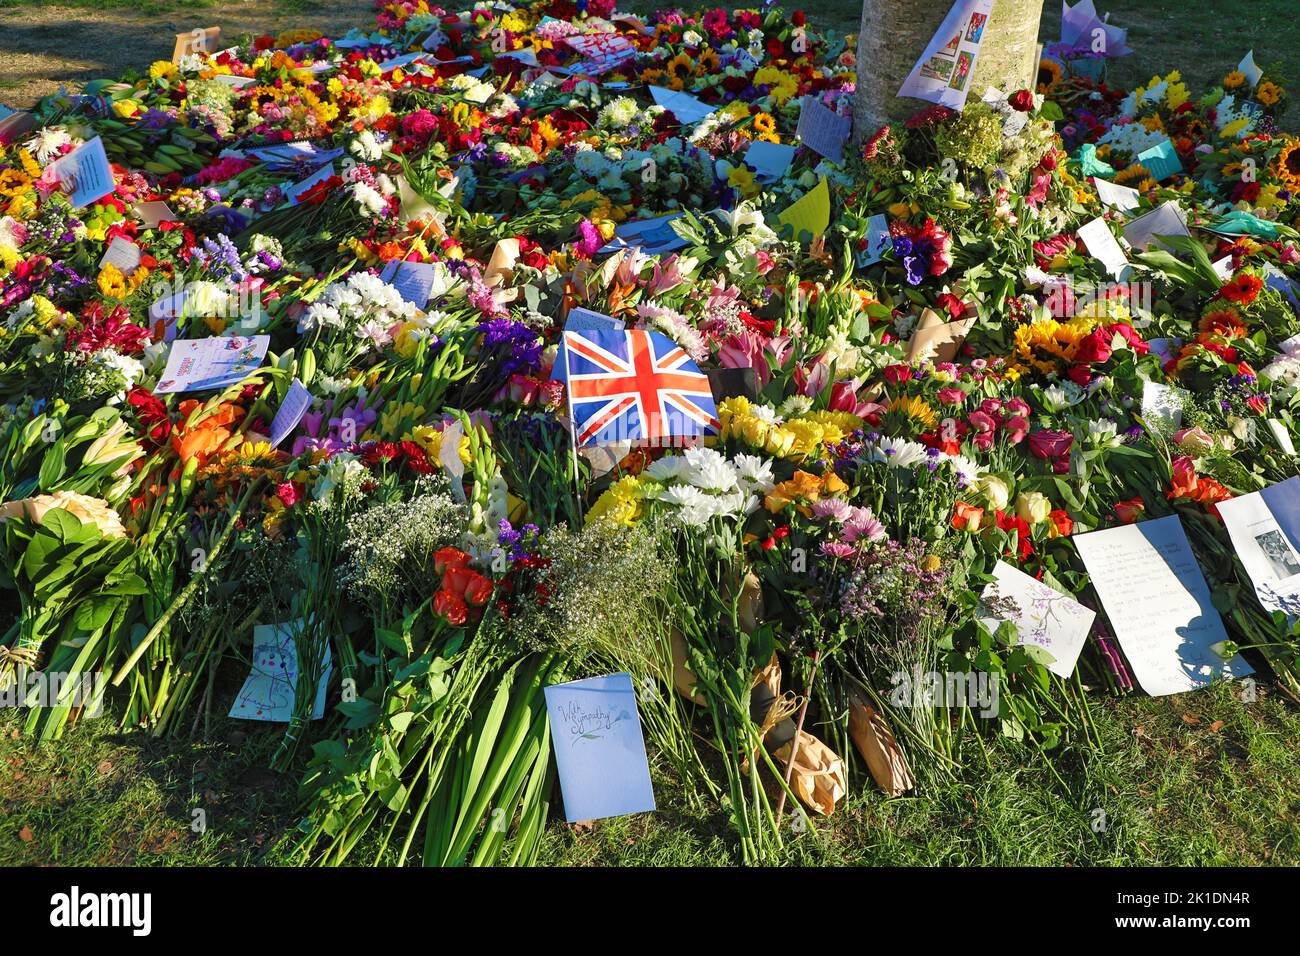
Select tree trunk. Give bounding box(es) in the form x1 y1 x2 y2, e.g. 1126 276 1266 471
853 0 1044 141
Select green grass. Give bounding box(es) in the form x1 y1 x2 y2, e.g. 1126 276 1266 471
2 0 1300 867
4 680 1296 866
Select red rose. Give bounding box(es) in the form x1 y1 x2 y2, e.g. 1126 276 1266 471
1028 429 1073 460
1009 89 1034 112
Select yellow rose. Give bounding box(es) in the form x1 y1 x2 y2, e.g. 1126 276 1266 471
1016 491 1051 525
977 475 1011 512
0 491 127 538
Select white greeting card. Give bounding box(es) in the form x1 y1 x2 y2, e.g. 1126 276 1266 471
1077 217 1130 278
154 335 269 394
977 560 1096 678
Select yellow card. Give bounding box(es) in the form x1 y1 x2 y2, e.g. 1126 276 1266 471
777 177 830 242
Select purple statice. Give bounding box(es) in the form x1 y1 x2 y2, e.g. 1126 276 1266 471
498 519 542 560
839 538 950 647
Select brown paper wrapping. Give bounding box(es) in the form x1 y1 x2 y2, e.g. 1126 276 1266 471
905 307 976 365
848 689 914 797
772 730 846 816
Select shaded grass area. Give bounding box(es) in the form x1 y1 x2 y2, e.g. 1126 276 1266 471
3 680 1296 866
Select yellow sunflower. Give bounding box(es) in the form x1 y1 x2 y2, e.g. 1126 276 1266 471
1037 58 1063 94
1274 138 1300 191
752 111 776 135
1257 80 1283 107
886 395 939 432
1223 70 1246 90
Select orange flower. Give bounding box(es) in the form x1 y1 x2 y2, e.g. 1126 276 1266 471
1218 273 1263 305
951 500 984 532
170 400 244 466
1113 497 1145 524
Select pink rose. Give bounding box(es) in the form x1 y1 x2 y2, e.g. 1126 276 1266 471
937 386 966 406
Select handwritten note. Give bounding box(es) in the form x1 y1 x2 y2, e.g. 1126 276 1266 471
977 560 1096 678
49 137 115 208
1073 515 1252 696
1077 216 1130 279
1093 177 1140 214
795 96 851 163
229 621 332 722
154 335 269 394
543 673 656 822
1123 201 1190 253
98 236 142 276
379 259 439 307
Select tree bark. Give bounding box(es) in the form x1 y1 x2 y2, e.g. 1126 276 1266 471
853 0 1044 141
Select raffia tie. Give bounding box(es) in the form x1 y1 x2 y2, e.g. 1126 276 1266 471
0 645 39 668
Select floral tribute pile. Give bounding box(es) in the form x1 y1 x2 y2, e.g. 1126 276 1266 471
3 0 1300 866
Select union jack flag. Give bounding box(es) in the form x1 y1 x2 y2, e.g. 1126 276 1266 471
558 327 720 447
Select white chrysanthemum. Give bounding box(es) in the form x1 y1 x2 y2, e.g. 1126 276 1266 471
684 447 740 494
869 437 930 469
644 454 691 483
732 453 775 492
27 127 72 164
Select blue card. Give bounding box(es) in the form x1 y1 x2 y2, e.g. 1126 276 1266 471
1261 476 1300 555
857 213 891 267
544 672 656 822
1137 138 1183 182
745 140 796 183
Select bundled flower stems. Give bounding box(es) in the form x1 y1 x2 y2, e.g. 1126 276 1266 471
3 2 1300 865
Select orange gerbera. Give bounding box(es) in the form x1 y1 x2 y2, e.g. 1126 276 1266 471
1198 306 1246 337
1218 273 1264 305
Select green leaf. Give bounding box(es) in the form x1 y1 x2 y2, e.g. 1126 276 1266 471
40 507 82 543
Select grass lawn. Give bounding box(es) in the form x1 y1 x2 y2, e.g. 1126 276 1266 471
2 0 1300 867
4 680 1297 866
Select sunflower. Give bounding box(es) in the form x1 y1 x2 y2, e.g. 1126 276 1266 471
752 111 777 136
1257 80 1283 107
1222 70 1246 90
1274 138 1300 191
1037 58 1063 94
1113 163 1151 185
665 53 694 91
697 48 720 74
639 67 667 86
886 395 939 432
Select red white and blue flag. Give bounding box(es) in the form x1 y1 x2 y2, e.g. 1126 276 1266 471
558 327 719 447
